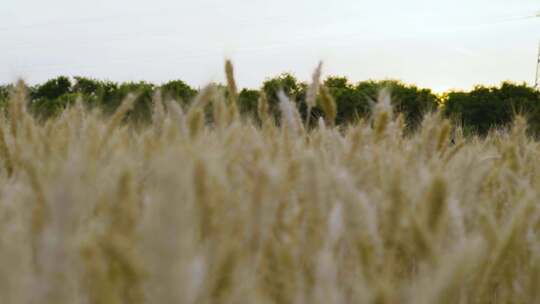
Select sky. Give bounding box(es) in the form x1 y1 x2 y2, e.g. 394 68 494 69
1 0 539 92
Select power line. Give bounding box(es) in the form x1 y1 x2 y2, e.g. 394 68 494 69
1 10 538 76
5 10 539 53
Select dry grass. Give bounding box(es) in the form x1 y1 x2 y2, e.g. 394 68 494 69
0 64 540 304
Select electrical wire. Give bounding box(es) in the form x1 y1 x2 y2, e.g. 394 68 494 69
1 9 538 75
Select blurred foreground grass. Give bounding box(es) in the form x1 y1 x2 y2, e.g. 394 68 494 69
1 63 540 304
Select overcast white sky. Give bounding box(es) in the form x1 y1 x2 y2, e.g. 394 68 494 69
1 0 539 91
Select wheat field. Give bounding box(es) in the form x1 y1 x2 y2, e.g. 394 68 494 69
0 63 540 304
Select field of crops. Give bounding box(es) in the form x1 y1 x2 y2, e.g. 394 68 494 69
1 64 540 304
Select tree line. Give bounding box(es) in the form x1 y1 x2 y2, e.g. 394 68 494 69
0 75 539 135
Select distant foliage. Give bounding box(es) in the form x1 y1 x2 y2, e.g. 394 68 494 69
0 84 11 107
161 80 197 103
443 82 540 136
2 75 538 134
31 76 72 100
238 89 260 114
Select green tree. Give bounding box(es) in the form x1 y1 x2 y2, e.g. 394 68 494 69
0 84 11 108
31 93 79 119
73 77 101 96
324 76 369 124
387 81 438 130
29 76 75 120
262 73 301 105
443 83 540 136
32 76 72 100
355 80 438 130
238 89 260 114
115 82 156 123
161 80 197 104
261 73 302 121
498 83 540 135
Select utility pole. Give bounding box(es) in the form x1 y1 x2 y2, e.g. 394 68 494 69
534 12 540 90
536 42 540 90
